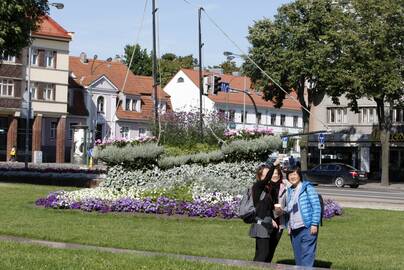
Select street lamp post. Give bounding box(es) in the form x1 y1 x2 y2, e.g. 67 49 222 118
24 2 64 169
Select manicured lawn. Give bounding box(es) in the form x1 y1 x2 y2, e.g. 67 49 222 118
0 241 259 270
1 183 404 270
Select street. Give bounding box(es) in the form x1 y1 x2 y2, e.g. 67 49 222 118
317 185 404 211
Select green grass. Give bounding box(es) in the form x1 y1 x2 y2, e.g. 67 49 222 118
1 183 404 270
0 241 260 270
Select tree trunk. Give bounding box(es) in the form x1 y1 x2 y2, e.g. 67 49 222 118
380 129 390 186
300 109 310 171
375 97 390 186
297 78 310 171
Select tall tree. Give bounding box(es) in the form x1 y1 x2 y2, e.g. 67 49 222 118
340 0 403 185
219 60 240 75
244 0 347 170
159 53 197 87
0 0 48 57
123 44 152 76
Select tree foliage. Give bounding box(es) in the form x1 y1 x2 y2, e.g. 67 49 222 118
159 53 197 87
0 0 49 57
219 60 240 75
123 44 197 87
338 0 404 185
244 0 347 169
123 44 153 76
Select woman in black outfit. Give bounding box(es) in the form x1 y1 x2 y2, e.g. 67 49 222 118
249 157 288 262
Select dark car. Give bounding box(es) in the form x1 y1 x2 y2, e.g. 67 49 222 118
303 163 367 188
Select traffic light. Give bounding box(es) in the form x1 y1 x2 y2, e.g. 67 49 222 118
212 75 222 95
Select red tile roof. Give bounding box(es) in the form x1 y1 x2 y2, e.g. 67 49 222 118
69 56 170 121
180 69 301 111
32 16 71 40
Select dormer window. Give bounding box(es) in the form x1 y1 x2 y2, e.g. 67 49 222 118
177 77 184 83
97 96 105 113
125 98 141 112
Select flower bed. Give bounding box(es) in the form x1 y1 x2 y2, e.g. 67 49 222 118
36 190 239 219
224 128 274 141
36 186 343 220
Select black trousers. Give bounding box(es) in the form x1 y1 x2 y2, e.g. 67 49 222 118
253 229 283 263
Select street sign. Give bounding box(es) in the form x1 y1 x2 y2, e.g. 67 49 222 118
282 137 288 149
220 82 230 93
318 143 325 149
318 133 325 144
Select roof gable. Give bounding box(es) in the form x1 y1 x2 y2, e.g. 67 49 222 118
89 75 118 91
32 15 71 40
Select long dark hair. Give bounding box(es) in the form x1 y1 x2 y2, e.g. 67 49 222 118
286 165 303 181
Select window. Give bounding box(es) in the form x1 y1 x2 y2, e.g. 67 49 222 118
159 101 166 113
293 116 299 127
229 110 235 122
132 99 141 112
256 112 262 124
45 51 54 68
271 114 276 126
125 98 141 112
328 108 347 123
131 99 137 111
44 84 54 100
139 128 145 135
50 122 57 139
241 111 248 123
120 127 129 138
177 77 184 83
69 123 78 140
280 114 286 126
31 49 39 65
97 96 105 113
394 108 403 123
0 79 14 97
359 107 377 124
1 54 15 62
30 83 38 99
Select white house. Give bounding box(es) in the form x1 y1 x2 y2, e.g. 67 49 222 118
164 69 303 135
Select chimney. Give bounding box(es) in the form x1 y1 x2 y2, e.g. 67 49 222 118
80 52 88 63
112 54 124 63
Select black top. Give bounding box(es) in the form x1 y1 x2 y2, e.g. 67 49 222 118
252 164 276 220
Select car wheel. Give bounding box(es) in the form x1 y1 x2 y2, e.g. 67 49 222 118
350 184 359 188
334 176 345 188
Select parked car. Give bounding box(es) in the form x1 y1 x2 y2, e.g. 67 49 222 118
302 163 367 188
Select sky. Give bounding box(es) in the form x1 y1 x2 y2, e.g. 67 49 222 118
50 0 292 66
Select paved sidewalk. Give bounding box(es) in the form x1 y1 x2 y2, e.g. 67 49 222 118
0 235 328 270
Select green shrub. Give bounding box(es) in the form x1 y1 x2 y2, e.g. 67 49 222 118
93 143 164 169
221 135 282 162
164 143 220 156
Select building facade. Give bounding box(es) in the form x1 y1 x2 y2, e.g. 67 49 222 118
309 95 404 180
69 54 170 142
0 16 72 162
164 69 303 135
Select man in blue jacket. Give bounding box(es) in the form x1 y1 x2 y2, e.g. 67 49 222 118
286 166 321 267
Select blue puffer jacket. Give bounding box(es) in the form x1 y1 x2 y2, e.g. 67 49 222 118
287 181 321 228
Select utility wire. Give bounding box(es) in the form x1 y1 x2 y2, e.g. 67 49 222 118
180 0 329 130
121 0 149 93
